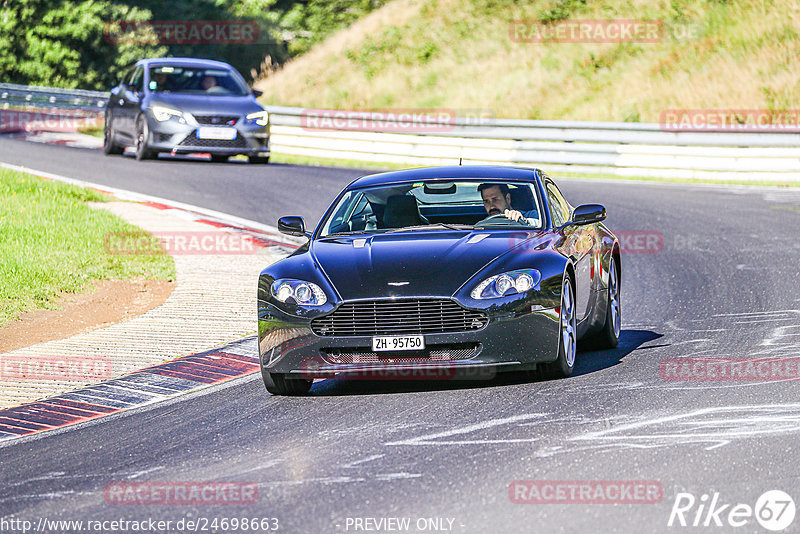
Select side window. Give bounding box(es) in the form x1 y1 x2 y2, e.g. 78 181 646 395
120 67 134 86
546 182 568 227
130 67 144 91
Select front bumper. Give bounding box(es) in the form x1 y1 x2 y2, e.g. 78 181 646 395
258 300 561 378
146 115 270 156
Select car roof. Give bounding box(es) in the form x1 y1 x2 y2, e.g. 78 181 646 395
138 57 234 70
347 165 545 189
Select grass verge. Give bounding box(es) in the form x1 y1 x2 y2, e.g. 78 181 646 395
0 167 175 328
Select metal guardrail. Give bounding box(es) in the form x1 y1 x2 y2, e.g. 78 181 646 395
0 83 108 111
264 106 800 181
2 84 798 180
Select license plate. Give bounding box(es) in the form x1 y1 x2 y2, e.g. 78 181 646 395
372 335 425 352
196 127 237 140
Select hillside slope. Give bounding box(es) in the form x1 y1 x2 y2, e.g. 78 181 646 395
254 0 800 122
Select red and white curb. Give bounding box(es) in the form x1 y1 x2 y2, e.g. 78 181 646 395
0 337 260 442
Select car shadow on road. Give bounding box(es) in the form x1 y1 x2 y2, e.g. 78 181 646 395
308 329 663 397
573 328 664 377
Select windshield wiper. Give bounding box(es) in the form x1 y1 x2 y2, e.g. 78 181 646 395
386 223 471 233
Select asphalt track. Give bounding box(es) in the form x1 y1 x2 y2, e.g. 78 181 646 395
2 137 800 533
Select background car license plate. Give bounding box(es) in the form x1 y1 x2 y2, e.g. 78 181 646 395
196 127 237 140
372 335 425 351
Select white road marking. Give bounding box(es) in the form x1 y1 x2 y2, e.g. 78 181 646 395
384 414 545 446
340 454 385 468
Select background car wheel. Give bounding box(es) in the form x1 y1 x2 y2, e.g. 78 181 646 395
593 256 621 349
261 368 312 396
135 117 155 161
249 156 269 164
103 119 123 155
210 155 229 163
539 272 577 379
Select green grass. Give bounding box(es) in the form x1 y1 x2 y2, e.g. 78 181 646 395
78 122 104 138
0 168 175 327
256 0 800 122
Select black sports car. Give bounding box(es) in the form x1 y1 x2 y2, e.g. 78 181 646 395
104 57 270 163
257 166 621 395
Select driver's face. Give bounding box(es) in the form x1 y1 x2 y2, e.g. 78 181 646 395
481 186 512 215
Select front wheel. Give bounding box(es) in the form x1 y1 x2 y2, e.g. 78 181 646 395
539 272 577 379
261 368 312 396
594 256 621 349
103 117 123 155
135 117 155 161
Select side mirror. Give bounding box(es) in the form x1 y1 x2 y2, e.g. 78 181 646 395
571 204 606 225
251 88 263 97
278 216 308 237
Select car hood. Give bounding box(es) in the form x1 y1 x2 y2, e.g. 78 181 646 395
150 93 262 116
311 230 540 300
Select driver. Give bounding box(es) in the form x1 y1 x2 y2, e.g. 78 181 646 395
478 183 538 225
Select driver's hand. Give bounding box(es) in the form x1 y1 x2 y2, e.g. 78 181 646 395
504 209 524 222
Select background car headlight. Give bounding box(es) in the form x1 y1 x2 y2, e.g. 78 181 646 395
151 105 184 122
271 279 327 306
470 269 541 299
245 110 269 126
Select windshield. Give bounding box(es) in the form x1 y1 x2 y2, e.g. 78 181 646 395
147 66 249 96
319 180 544 236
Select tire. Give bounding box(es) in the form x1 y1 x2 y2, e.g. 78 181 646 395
261 367 312 396
210 155 229 163
249 156 269 164
593 255 621 349
135 116 155 161
539 272 577 379
103 117 123 155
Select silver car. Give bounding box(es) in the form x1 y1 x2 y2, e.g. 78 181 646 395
104 57 270 163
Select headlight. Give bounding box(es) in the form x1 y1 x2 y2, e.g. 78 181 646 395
245 110 269 126
271 279 327 306
151 105 183 122
470 269 541 299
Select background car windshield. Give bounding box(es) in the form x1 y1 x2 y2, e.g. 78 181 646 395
319 181 543 236
148 66 248 95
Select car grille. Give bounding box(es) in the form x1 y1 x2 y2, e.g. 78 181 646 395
177 132 248 148
321 343 481 364
310 299 488 337
194 115 239 126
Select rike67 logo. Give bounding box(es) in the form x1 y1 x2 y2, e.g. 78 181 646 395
668 490 795 531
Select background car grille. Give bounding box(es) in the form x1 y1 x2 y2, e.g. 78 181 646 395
178 132 248 148
321 343 480 364
311 299 488 337
194 115 239 126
